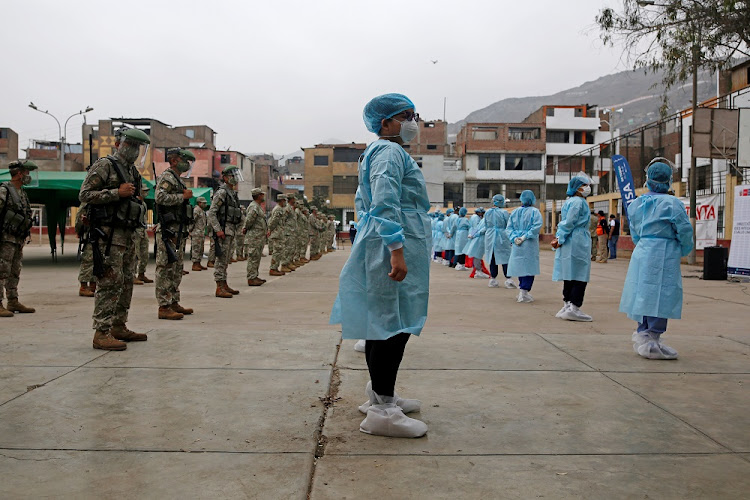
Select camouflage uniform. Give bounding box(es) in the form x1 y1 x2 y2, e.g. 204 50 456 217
268 196 287 272
244 197 267 280
0 180 32 309
298 208 310 260
191 203 207 264
154 168 189 309
208 181 242 283
207 224 215 264
235 206 247 260
134 213 149 275
76 203 96 285
79 151 144 333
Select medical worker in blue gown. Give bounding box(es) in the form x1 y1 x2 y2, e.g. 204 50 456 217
330 93 430 437
431 210 442 262
506 190 543 303
454 207 471 271
620 161 693 360
442 208 457 266
551 173 594 321
484 194 515 289
433 213 445 263
465 207 489 278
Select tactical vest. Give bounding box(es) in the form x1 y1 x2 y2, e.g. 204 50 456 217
87 156 145 230
217 187 242 227
156 169 194 228
0 183 32 238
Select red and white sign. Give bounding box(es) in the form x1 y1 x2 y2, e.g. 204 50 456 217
680 195 719 250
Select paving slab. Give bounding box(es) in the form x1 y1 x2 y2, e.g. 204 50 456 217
540 333 750 373
0 367 329 453
608 373 750 452
323 369 724 456
337 333 592 372
0 328 105 367
87 328 340 370
0 366 72 404
310 454 750 500
0 449 311 500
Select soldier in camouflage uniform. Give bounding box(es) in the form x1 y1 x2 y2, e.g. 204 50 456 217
155 148 196 319
207 223 215 267
286 194 302 268
326 215 337 252
235 205 247 261
281 194 297 272
299 206 311 263
0 160 38 317
242 188 268 286
307 206 322 260
79 128 150 350
190 198 208 271
133 183 153 285
208 165 243 297
268 194 287 276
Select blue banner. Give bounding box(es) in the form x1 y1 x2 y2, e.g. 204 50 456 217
612 154 637 219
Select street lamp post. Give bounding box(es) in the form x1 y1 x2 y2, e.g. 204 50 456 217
28 103 93 172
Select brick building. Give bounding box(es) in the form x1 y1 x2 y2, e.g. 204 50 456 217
24 140 84 171
0 128 19 169
303 143 366 225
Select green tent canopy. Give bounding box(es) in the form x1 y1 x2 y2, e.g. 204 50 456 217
0 169 212 259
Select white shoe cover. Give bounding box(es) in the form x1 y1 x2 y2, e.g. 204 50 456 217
358 381 421 414
504 279 516 289
353 339 366 353
475 271 489 279
442 259 450 266
488 278 499 288
455 264 465 271
561 304 592 322
632 332 678 360
555 302 571 318
359 392 427 438
517 290 534 303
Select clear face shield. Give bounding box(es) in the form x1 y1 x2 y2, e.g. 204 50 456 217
179 159 195 179
225 169 244 186
18 168 39 188
119 140 150 167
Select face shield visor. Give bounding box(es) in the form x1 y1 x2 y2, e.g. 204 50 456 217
179 159 195 178
119 140 150 167
17 168 39 188
224 169 244 186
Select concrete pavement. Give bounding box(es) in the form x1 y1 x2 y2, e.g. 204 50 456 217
1 242 749 499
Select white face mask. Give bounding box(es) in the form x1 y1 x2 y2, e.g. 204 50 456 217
579 185 591 197
398 119 419 142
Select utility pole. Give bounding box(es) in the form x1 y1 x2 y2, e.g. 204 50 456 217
28 103 93 172
687 28 699 265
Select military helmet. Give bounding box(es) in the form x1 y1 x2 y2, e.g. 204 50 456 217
167 148 195 162
115 128 150 144
222 165 239 175
7 159 39 171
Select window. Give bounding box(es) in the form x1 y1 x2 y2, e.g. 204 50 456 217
185 129 195 139
333 175 358 194
0 129 8 139
333 148 362 163
546 108 555 117
313 185 329 198
505 154 542 171
220 154 231 164
476 183 504 199
444 183 463 207
426 144 437 150
574 108 584 117
508 127 540 141
696 164 711 191
423 122 436 128
314 155 329 166
546 131 568 143
478 153 502 170
505 183 541 200
573 131 595 144
472 127 498 140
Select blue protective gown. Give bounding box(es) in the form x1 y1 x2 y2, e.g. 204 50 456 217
464 217 486 259
506 206 543 277
484 207 511 265
455 216 470 255
330 140 431 340
552 196 592 282
433 219 445 252
619 193 693 323
443 214 458 251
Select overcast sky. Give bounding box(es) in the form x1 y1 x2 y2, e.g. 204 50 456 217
2 0 624 157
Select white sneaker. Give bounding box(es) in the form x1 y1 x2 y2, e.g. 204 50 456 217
488 278 499 288
353 339 366 352
517 290 534 303
561 304 592 322
475 271 489 279
358 381 421 414
504 278 516 289
455 264 465 271
555 302 571 318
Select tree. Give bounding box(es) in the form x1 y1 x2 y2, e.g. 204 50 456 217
596 1 749 112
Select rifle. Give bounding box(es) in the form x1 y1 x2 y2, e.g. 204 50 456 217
161 226 179 264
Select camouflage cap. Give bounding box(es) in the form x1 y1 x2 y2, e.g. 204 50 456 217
310 206 318 211
251 188 264 196
7 159 39 171
276 194 286 201
285 193 296 199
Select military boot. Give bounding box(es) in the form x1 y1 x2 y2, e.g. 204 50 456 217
0 302 14 317
111 324 148 342
7 299 35 314
207 261 215 268
158 306 184 320
247 277 264 286
171 302 193 315
133 276 144 285
280 265 292 273
269 269 285 276
192 262 203 272
288 263 298 270
138 273 154 283
300 257 310 263
91 282 97 293
79 283 95 297
93 330 127 351
216 282 233 298
224 282 240 295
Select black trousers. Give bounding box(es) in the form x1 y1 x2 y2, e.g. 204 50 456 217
365 332 410 397
489 256 508 279
562 280 588 307
457 254 466 265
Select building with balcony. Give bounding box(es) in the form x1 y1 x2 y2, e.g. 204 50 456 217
303 143 366 224
24 139 84 171
0 128 19 169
